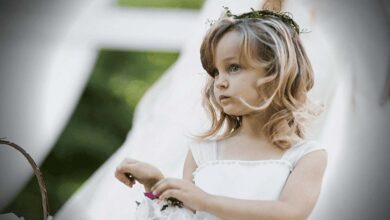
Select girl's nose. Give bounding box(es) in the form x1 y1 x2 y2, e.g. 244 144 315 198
215 77 229 90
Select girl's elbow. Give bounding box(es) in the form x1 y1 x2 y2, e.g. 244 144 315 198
283 212 305 220
284 205 308 220
290 212 307 220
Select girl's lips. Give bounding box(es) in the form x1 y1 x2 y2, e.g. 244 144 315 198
219 95 230 101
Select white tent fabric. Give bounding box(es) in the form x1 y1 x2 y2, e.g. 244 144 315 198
0 0 99 210
55 0 341 219
307 0 390 219
0 0 197 210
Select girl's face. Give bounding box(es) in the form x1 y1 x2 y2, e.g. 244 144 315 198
213 30 265 116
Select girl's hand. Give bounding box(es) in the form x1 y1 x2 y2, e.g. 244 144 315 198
115 158 164 191
151 178 210 211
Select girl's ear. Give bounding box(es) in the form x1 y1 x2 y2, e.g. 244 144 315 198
261 0 285 12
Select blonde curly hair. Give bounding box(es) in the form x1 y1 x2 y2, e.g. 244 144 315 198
191 14 322 150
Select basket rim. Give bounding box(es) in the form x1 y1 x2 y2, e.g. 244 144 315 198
0 138 50 220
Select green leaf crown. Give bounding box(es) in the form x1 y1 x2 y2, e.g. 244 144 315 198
222 7 302 35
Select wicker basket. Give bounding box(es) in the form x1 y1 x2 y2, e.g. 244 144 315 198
0 138 51 220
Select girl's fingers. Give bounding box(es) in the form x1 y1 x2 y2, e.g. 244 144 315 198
150 178 166 192
117 158 138 172
118 162 136 172
125 173 136 184
159 189 180 201
115 167 135 186
151 178 179 194
115 158 143 187
117 163 137 177
115 170 130 186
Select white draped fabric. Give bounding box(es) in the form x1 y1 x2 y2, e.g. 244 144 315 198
54 0 345 219
0 0 197 210
308 0 390 219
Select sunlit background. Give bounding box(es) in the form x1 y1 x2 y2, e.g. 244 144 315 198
0 0 389 219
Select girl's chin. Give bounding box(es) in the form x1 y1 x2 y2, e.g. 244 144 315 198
223 109 251 117
222 109 242 116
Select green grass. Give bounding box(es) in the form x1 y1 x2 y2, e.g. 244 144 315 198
4 49 179 220
118 0 205 9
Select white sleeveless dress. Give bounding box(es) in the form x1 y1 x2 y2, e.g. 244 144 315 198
134 140 326 220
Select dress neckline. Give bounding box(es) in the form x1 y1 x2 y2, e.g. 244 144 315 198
191 139 309 180
192 158 294 180
213 139 306 162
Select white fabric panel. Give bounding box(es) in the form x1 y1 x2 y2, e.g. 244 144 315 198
309 0 390 219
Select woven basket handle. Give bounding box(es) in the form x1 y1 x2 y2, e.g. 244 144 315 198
0 138 50 220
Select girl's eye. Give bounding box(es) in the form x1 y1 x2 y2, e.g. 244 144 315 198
212 69 219 77
228 64 241 73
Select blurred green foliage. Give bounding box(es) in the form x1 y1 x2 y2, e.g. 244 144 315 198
118 0 205 9
4 49 179 220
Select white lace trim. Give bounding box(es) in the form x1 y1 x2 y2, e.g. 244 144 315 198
192 159 293 180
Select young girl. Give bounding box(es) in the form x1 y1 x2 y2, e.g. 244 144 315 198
115 8 327 220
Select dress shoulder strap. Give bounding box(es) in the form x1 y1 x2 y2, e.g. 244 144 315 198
281 140 327 169
188 140 218 166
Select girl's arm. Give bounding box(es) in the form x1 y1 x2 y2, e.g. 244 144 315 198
202 150 328 220
182 149 198 183
181 149 199 212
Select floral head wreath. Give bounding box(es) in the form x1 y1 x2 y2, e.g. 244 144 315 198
220 7 306 35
